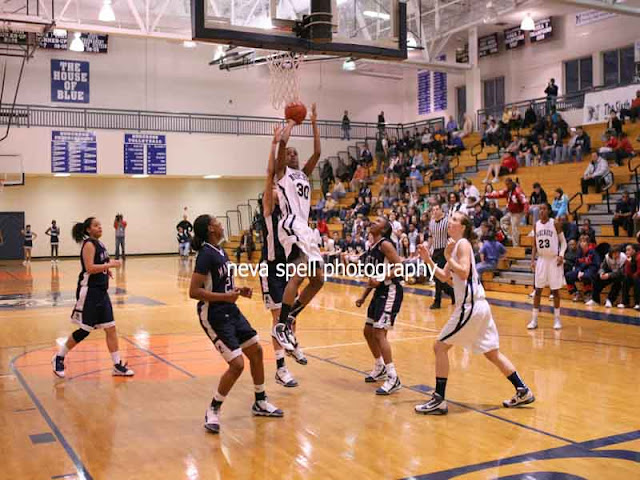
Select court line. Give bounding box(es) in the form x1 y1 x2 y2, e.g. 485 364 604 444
121 336 196 379
304 352 578 446
304 334 436 351
8 354 94 480
402 429 640 480
327 277 640 326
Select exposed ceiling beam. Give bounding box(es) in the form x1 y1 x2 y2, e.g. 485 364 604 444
126 0 147 33
150 0 172 32
554 0 640 17
55 20 190 40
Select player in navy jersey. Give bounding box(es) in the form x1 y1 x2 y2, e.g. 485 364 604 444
189 214 283 434
356 217 404 395
21 224 37 265
52 217 134 378
45 220 61 263
260 127 306 388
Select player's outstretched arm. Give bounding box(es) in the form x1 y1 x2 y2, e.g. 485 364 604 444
276 119 296 178
303 103 321 177
264 125 282 217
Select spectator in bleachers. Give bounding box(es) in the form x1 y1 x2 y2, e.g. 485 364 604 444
516 136 533 167
459 114 473 138
407 165 424 193
523 102 537 128
421 129 432 150
310 222 322 247
374 131 388 173
552 188 569 218
235 228 255 263
578 219 597 244
501 108 511 127
486 177 528 247
446 134 465 155
389 212 403 249
607 110 623 137
613 191 637 237
463 178 480 202
544 78 558 113
472 203 489 228
407 223 419 254
323 193 339 221
320 160 334 196
509 106 522 130
549 132 564 164
588 244 627 308
335 158 351 183
620 243 640 310
634 204 640 237
350 163 369 192
581 153 610 194
566 234 600 302
620 90 640 124
528 182 548 225
446 192 462 218
331 179 346 200
377 111 385 133
317 217 329 237
564 238 578 274
568 126 591 162
560 215 578 242
482 119 499 148
481 151 518 184
341 110 351 140
613 132 634 166
476 232 507 278
487 200 503 221
313 193 327 220
411 150 425 171
360 143 373 166
446 115 458 133
321 233 341 265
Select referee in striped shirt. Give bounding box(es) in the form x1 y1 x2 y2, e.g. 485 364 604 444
428 204 455 309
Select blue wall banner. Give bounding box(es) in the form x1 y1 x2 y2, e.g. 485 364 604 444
51 131 97 174
51 59 89 103
124 134 167 175
417 70 431 115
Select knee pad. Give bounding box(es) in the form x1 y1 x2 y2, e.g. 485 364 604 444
72 328 90 343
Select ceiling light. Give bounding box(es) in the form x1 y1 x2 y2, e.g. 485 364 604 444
53 28 67 37
183 40 197 48
131 174 149 178
53 173 70 177
69 32 84 52
363 11 390 21
520 14 535 31
483 1 497 24
203 174 221 179
99 0 116 22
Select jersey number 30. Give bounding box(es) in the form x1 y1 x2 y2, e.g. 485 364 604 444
296 183 310 199
538 239 550 249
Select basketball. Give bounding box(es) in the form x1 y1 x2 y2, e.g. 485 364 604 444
285 102 307 125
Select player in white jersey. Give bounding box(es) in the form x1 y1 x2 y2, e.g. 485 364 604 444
529 203 566 330
414 212 534 415
272 103 325 351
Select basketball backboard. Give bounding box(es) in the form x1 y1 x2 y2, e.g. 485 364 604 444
191 0 407 60
0 155 25 189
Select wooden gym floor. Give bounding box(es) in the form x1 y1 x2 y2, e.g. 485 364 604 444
0 256 638 480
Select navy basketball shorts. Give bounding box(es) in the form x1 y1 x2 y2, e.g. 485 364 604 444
71 287 115 331
366 282 403 330
200 306 259 363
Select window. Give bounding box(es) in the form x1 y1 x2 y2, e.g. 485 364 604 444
483 76 505 110
564 57 593 93
603 46 635 86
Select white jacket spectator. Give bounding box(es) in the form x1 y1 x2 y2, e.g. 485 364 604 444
581 153 610 194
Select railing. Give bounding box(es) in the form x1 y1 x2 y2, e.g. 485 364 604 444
602 171 615 214
568 192 584 223
476 80 640 127
629 155 640 202
225 209 242 237
0 104 444 140
216 215 231 240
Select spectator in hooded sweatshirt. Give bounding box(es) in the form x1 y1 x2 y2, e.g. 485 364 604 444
620 243 640 310
565 234 601 302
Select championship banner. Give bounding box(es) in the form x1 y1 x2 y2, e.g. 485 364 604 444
582 84 638 125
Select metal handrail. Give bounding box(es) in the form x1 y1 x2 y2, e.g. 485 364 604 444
0 103 445 140
225 209 242 236
602 171 615 214
449 154 460 184
237 203 253 233
628 154 640 201
568 192 584 223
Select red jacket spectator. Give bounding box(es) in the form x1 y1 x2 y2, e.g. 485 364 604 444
632 97 640 110
487 184 529 214
501 154 518 173
617 137 633 154
625 251 640 279
605 136 618 150
317 218 329 236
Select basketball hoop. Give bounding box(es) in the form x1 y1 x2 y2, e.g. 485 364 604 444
266 51 303 110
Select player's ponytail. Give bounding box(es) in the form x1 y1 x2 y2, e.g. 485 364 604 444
191 214 211 251
381 217 392 239
72 217 94 244
457 212 477 242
